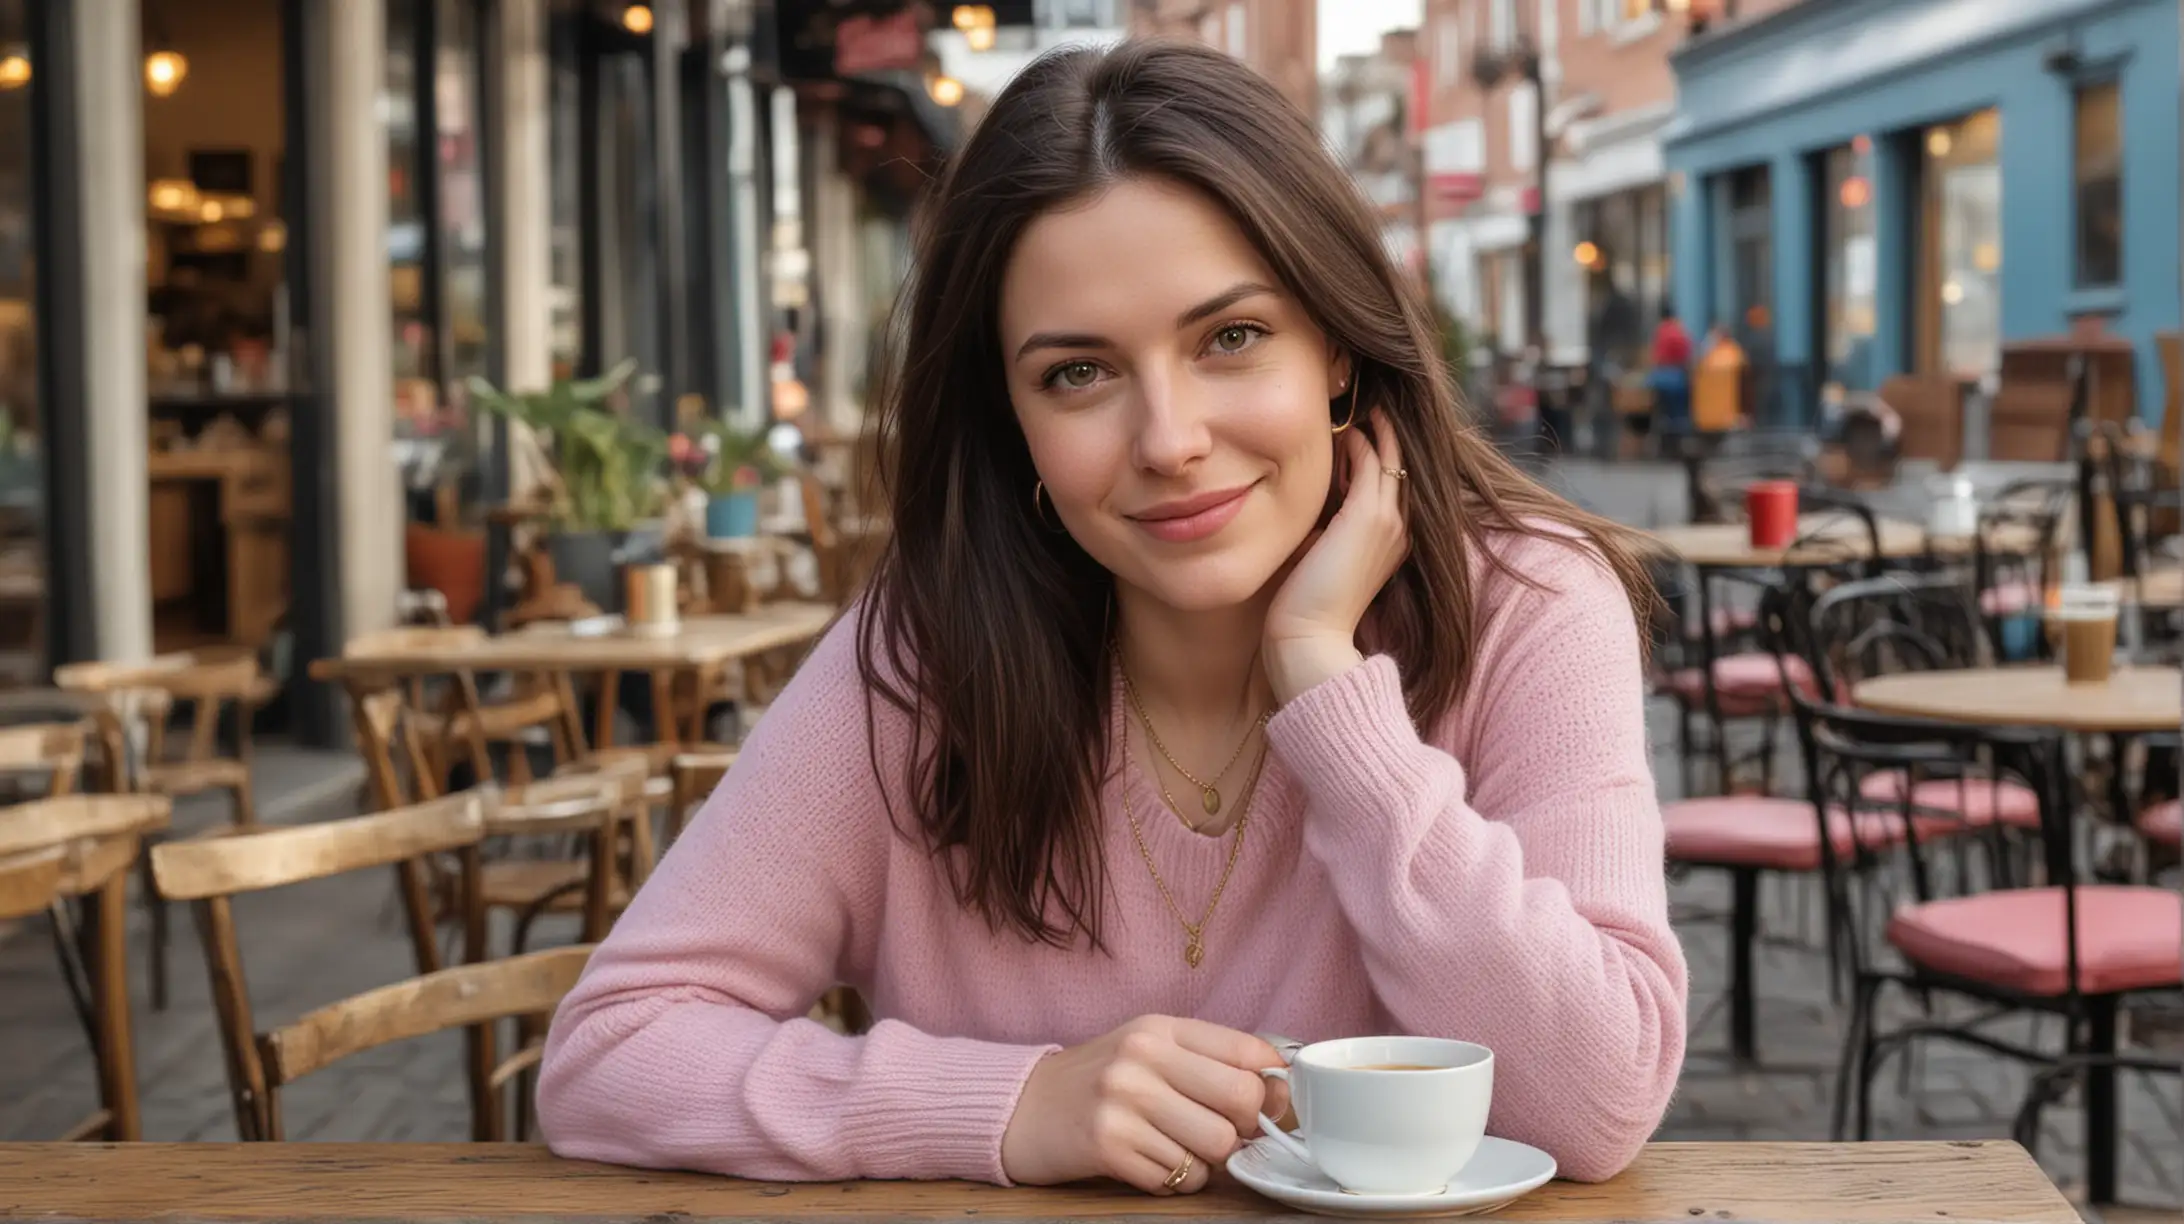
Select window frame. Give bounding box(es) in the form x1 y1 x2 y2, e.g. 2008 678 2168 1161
2069 73 2124 293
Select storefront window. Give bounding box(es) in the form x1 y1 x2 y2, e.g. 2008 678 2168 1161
2073 80 2122 290
0 0 42 676
1919 109 2001 380
387 0 430 390
387 0 495 526
1575 183 1669 375
1822 142 1877 390
435 0 488 395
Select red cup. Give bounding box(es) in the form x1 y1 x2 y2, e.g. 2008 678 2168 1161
1745 481 1799 550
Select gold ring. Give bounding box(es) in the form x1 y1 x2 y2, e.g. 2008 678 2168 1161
1163 1152 1195 1190
1383 467 1408 480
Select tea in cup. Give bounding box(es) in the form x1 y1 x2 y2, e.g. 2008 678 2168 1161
1254 1036 1493 1196
2052 585 2120 685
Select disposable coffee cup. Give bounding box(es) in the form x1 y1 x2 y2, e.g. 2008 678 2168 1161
1255 1037 1493 1196
2051 585 2119 685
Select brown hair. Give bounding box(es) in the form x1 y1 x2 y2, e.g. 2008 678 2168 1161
856 39 1657 948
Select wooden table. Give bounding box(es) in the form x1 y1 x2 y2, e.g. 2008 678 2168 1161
0 1141 2078 1223
1854 665 2182 734
2103 566 2184 609
329 602 839 748
1646 516 1929 569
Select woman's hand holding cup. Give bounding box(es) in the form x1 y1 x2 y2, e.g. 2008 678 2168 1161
1000 1016 1292 1194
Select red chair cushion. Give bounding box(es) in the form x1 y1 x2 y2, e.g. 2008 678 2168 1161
1887 886 2184 997
2139 800 2181 848
1660 653 1817 713
1664 796 1908 872
1859 772 2045 833
1979 581 2042 617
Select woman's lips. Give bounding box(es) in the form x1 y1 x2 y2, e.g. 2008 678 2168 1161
1129 485 1254 544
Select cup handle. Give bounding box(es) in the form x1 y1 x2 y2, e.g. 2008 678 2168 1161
1255 1066 1314 1166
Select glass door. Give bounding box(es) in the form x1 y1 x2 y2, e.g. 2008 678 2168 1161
1917 109 2001 380
0 0 42 679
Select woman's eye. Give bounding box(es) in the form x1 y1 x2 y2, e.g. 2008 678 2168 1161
1211 325 1260 354
1054 361 1101 389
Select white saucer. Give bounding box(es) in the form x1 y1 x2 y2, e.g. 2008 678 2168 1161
1226 1135 1557 1219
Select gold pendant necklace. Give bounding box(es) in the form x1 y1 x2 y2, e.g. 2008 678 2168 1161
1121 669 1269 816
1121 712 1265 968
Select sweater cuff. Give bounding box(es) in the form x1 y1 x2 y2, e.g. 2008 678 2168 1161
840 1030 1058 1185
1267 654 1459 831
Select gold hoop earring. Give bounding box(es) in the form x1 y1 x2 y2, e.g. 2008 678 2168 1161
1032 480 1067 534
1331 375 1359 435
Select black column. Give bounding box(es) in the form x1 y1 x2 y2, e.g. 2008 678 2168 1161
576 12 605 379
478 0 511 626
25 0 93 671
651 0 691 421
284 0 347 746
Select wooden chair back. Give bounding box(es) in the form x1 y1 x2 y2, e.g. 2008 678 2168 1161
0 845 65 921
0 794 174 859
0 720 89 798
1876 374 1965 470
147 790 499 1141
256 944 593 1143
669 749 737 844
56 650 267 783
0 793 171 1143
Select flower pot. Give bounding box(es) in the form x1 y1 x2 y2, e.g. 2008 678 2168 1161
547 530 626 612
706 491 762 539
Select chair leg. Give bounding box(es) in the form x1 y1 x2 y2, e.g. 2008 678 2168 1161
231 781 256 828
1831 976 1874 1140
2085 996 2120 1205
1678 705 1695 799
137 852 169 1012
1729 867 1759 1063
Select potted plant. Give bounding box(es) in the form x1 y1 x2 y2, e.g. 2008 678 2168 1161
467 359 669 608
674 417 790 539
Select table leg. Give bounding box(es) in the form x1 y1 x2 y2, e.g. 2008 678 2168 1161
650 670 679 747
594 670 621 751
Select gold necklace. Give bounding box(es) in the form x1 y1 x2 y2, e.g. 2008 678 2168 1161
1121 712 1265 968
1120 668 1270 817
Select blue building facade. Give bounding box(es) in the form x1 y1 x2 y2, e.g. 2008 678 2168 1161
1664 0 2181 427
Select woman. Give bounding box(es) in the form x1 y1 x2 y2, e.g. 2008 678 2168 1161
538 41 1685 1195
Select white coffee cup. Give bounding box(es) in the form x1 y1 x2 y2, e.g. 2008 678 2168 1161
1255 1036 1494 1196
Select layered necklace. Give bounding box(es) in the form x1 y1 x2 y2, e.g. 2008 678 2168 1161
1116 651 1270 968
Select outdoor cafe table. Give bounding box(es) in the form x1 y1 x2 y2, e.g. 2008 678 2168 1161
1646 516 1930 570
0 1140 2079 1223
329 601 839 748
1852 665 2183 735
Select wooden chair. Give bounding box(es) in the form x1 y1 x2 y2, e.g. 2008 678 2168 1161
146 791 569 1141
0 794 174 1141
668 748 739 845
482 768 637 956
319 676 634 962
56 651 272 1009
0 720 88 802
335 628 581 789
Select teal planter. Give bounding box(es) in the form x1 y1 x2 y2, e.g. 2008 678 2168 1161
706 491 761 538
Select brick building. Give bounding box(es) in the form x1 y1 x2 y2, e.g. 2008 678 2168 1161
1128 0 1319 118
1416 0 1794 368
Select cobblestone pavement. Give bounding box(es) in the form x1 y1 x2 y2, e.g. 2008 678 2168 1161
1 459 2178 1212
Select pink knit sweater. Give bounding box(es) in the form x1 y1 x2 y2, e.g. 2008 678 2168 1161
537 532 1687 1186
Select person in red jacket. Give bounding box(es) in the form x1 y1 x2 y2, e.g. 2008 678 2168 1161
1644 304 1692 439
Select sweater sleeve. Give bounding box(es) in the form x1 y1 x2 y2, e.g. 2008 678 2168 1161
536 615 1057 1183
1264 538 1687 1183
